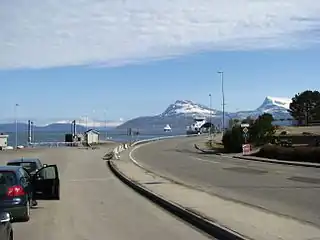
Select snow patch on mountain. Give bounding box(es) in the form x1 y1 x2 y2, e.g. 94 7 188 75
258 96 291 110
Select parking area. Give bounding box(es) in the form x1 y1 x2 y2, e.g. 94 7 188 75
0 146 211 240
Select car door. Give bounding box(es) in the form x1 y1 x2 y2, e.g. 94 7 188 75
19 168 33 198
32 165 60 200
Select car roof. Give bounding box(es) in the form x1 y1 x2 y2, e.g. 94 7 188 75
7 158 40 164
0 165 22 172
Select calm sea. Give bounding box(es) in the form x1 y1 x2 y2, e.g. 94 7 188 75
6 128 186 147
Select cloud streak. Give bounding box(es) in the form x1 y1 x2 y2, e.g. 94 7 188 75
1 0 320 69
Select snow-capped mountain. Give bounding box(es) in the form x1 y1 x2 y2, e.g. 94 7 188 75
230 96 292 120
258 96 291 110
161 100 221 117
118 96 292 129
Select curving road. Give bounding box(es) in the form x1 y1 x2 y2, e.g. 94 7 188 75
132 136 320 227
0 146 211 240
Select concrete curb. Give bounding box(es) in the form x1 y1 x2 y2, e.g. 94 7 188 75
107 160 248 240
233 155 320 168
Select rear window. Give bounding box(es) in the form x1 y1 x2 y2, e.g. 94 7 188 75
7 162 38 172
0 171 17 187
0 171 17 197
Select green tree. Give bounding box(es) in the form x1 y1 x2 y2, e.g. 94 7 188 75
222 125 244 153
249 113 275 145
289 90 320 126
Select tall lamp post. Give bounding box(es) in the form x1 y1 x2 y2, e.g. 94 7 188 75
209 93 212 137
92 109 96 129
217 71 225 135
104 110 107 140
14 103 19 149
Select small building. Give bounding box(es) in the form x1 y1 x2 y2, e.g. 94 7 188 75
0 134 9 149
84 129 99 145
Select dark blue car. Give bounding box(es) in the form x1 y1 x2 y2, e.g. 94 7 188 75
0 165 60 222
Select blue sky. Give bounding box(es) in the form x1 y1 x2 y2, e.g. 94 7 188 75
1 0 320 124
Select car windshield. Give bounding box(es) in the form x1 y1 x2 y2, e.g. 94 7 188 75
7 162 38 173
0 171 17 196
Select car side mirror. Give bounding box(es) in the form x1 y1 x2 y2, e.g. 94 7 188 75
0 212 11 223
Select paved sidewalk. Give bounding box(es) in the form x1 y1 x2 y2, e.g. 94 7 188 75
113 149 320 240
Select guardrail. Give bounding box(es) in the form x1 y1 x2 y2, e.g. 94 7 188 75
109 134 200 160
29 141 82 148
130 133 200 147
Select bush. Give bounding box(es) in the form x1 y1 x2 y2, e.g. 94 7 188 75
254 144 320 163
222 126 244 153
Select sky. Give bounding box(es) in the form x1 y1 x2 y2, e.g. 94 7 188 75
1 0 320 125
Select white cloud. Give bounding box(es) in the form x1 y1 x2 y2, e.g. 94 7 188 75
1 0 320 69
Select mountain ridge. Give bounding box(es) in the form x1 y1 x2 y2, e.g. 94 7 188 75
117 96 292 129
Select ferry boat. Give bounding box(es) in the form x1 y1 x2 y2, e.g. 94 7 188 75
186 115 207 135
164 124 172 132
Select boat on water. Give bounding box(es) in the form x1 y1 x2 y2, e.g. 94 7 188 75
164 124 172 132
186 115 207 135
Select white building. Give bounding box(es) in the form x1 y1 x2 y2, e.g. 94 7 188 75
0 134 9 149
84 129 99 145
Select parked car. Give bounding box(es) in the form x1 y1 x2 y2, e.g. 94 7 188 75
0 211 13 240
0 165 60 222
7 158 47 177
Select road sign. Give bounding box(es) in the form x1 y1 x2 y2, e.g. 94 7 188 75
242 144 251 155
241 123 250 128
243 127 248 134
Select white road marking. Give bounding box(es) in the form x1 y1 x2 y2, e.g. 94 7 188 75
67 177 114 182
190 156 220 164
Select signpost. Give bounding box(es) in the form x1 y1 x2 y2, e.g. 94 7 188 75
242 126 249 143
241 123 251 155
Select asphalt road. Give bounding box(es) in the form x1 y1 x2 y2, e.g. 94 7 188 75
132 136 320 227
0 146 212 240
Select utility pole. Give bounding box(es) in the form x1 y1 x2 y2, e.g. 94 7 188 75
92 109 96 129
209 93 212 138
217 71 225 135
14 103 19 149
104 110 107 140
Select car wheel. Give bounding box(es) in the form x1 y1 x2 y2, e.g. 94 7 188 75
21 200 30 222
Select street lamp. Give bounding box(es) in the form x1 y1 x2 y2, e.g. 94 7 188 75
209 93 212 137
92 109 96 129
85 115 88 131
104 110 107 140
14 103 19 149
217 71 225 135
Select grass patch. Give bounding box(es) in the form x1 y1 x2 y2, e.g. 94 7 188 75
205 140 225 152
